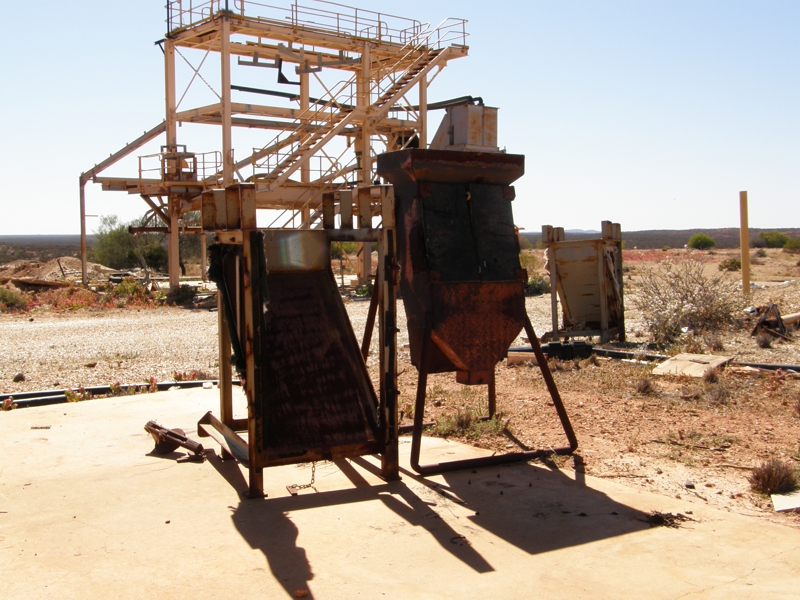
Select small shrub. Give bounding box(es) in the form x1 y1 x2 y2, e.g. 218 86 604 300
755 332 773 349
748 458 798 495
0 287 28 311
688 234 715 250
524 274 550 296
400 401 415 421
355 284 372 297
65 386 92 403
173 370 198 382
704 334 724 352
755 248 768 258
1 398 17 411
166 285 197 306
633 259 743 345
759 231 789 249
784 237 800 254
718 257 741 272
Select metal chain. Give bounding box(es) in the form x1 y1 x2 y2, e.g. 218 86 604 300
294 462 317 492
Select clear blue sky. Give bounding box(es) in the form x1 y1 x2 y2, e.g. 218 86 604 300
1 1 797 235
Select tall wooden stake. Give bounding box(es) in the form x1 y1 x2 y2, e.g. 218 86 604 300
740 191 750 294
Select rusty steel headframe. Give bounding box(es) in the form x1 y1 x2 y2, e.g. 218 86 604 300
377 149 578 474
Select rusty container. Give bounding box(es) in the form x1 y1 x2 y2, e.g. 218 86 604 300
377 149 526 384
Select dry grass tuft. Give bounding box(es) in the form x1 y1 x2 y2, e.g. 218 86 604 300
635 378 656 395
703 367 720 384
548 358 575 372
748 458 798 495
704 334 725 352
582 354 601 367
679 386 702 401
705 383 730 405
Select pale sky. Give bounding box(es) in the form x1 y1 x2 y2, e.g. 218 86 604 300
1 1 797 235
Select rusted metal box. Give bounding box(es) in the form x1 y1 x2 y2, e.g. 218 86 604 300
430 105 499 153
377 149 526 384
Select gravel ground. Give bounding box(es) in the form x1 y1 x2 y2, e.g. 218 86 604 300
1 285 798 396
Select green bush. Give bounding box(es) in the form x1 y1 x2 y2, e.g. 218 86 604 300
89 215 138 269
687 233 715 250
759 231 790 249
783 237 800 254
525 274 550 296
0 287 28 311
718 257 741 272
141 243 168 272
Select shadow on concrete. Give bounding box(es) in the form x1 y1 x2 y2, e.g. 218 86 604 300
400 454 652 559
208 451 652 599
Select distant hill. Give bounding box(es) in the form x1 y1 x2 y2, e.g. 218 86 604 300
0 235 91 264
521 228 800 249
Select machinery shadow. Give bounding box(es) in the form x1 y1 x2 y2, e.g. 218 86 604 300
208 450 653 599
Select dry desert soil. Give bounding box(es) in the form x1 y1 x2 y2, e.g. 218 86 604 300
2 247 800 527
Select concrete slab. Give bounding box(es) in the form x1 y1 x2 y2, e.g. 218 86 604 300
1 389 799 599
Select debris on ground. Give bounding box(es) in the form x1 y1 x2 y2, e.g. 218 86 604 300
646 511 695 528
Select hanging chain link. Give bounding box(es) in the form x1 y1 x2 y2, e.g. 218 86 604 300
292 462 317 493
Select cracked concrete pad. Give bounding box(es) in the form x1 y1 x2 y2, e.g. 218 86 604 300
1 388 799 599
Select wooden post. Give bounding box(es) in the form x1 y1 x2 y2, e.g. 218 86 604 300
542 225 560 342
740 191 750 294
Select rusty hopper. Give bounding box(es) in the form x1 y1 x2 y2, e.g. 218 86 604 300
377 149 577 474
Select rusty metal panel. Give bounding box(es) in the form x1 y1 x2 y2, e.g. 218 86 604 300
263 230 328 271
377 149 524 186
420 183 480 282
430 281 526 373
357 187 372 228
225 187 241 229
201 189 227 230
253 267 380 462
322 192 335 229
469 183 519 281
339 189 353 229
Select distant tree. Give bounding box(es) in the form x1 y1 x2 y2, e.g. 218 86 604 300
687 233 715 250
89 215 138 269
759 231 790 249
